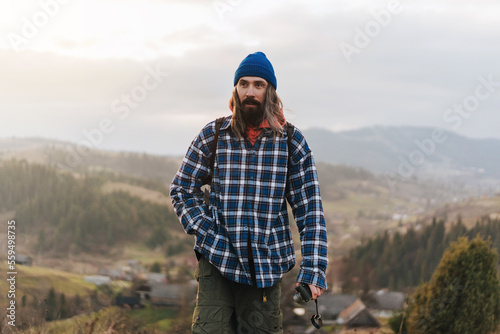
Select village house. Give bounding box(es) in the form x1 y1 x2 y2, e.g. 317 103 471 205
144 272 167 284
84 275 112 286
304 293 358 321
17 254 33 266
98 259 147 281
337 299 381 328
364 289 406 317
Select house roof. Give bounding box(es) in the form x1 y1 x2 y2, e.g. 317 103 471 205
338 299 380 328
338 299 366 323
146 273 166 283
150 283 182 299
84 275 112 286
365 290 405 310
305 294 358 319
17 254 32 263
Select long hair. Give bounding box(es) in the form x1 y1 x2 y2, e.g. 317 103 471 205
230 84 286 139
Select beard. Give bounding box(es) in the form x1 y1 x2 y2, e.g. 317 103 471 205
240 97 264 127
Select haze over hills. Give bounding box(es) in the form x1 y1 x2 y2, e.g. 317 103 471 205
303 125 500 180
2 124 500 188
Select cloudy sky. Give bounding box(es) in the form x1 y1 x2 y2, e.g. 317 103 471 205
1 0 499 156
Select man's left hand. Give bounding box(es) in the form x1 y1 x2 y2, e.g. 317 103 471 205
296 283 324 300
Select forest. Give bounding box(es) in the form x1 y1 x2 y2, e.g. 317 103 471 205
0 159 183 255
341 215 500 292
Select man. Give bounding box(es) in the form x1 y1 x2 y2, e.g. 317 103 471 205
170 51 328 333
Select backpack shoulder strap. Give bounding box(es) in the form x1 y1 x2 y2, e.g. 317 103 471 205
285 122 295 197
203 117 225 186
209 117 225 175
202 117 225 204
285 122 294 150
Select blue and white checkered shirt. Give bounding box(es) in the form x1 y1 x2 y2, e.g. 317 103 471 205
170 116 328 289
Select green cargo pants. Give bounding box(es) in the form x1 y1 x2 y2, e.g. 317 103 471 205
192 256 283 334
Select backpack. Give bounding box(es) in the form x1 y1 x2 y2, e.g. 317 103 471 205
202 117 295 203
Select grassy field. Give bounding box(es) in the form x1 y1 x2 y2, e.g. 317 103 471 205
0 262 96 302
16 305 185 334
122 243 171 266
129 306 181 332
0 259 186 334
18 307 122 334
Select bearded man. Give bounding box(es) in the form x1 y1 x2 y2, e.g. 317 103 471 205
170 51 328 334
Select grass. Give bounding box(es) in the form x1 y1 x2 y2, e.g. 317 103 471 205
17 265 96 295
20 306 124 334
122 243 170 266
0 262 95 303
19 306 183 334
0 260 182 333
129 306 180 331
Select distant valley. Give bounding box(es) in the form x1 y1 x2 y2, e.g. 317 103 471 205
304 125 500 185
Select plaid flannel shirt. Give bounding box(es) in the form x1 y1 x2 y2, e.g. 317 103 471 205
170 116 328 289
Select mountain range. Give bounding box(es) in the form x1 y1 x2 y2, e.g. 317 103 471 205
1 125 499 184
303 125 500 180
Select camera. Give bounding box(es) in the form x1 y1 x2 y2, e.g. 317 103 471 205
294 283 324 329
293 283 312 303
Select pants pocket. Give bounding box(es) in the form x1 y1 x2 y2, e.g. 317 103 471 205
195 257 216 291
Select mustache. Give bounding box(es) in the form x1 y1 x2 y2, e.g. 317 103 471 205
242 97 261 106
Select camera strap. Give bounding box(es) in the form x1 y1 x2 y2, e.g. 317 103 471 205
310 299 323 329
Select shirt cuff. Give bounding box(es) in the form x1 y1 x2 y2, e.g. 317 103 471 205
297 266 327 290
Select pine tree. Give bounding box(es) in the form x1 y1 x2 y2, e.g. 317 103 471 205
59 293 70 319
407 236 500 333
73 294 84 314
45 287 58 321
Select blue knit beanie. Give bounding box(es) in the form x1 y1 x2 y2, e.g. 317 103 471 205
234 52 277 90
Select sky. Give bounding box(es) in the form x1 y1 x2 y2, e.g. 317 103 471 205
1 0 499 156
